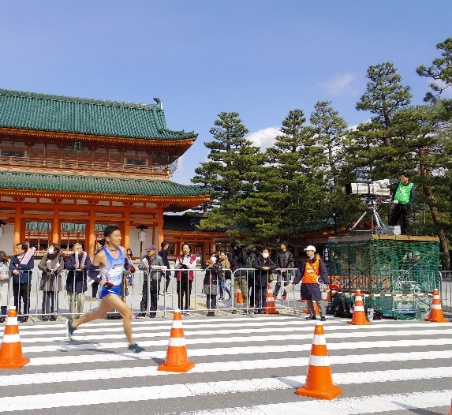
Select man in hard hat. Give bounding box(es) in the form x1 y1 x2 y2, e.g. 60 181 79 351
293 245 329 321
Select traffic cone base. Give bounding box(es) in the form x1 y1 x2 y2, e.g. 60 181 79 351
347 291 371 325
264 284 279 314
0 307 30 369
158 309 195 373
236 285 244 305
425 289 449 323
295 322 342 400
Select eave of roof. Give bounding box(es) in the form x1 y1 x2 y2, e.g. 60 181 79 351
0 89 197 141
0 171 209 199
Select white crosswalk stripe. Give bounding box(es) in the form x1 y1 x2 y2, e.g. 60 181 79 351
0 315 451 414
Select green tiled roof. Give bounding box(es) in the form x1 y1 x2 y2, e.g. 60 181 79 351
0 89 197 140
0 171 208 197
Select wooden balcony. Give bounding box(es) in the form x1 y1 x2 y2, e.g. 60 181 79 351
0 154 172 179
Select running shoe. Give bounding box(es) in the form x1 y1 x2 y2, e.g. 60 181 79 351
128 343 144 353
66 319 76 340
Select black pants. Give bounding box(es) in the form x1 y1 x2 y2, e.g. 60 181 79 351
254 285 266 310
391 204 410 235
206 294 217 311
13 282 31 316
140 279 160 315
42 291 58 314
177 276 192 311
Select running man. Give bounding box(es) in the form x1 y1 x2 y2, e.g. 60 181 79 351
66 224 144 353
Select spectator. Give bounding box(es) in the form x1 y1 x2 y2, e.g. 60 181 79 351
0 251 9 323
137 245 164 318
218 250 232 300
252 247 277 314
89 238 106 301
273 241 294 300
9 243 35 323
159 241 172 295
65 243 92 319
230 242 249 314
38 243 64 321
203 253 222 316
174 243 197 315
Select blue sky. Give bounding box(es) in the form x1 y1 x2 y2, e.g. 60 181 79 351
1 0 451 185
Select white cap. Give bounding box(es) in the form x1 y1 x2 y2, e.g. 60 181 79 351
304 245 316 252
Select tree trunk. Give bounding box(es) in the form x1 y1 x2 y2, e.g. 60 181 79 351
422 183 450 270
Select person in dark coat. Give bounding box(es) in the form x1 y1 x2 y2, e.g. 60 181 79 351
38 243 65 321
159 241 172 295
252 248 277 314
65 243 92 319
9 243 35 322
273 241 294 300
293 245 329 321
203 253 222 316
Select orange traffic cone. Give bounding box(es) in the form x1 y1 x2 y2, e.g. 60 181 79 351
0 306 30 369
347 290 371 325
425 289 449 323
295 322 342 400
158 309 195 373
264 284 279 314
236 285 244 305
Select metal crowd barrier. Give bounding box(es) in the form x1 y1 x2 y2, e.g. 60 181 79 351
1 267 305 321
440 271 452 311
2 267 450 323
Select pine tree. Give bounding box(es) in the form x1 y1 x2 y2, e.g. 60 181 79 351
192 112 261 231
309 101 356 233
350 62 413 179
416 37 452 102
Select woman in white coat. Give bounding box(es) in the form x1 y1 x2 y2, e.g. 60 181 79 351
0 251 10 323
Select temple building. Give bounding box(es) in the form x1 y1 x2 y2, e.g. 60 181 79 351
0 88 212 257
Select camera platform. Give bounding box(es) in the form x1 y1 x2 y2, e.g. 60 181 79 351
347 197 394 235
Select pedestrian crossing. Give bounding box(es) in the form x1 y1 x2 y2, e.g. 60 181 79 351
0 315 451 414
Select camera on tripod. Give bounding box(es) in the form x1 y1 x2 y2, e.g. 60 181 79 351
344 179 398 202
344 179 399 235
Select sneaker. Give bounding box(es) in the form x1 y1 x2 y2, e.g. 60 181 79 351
183 311 190 316
66 319 76 340
135 314 146 319
320 316 326 321
128 343 144 353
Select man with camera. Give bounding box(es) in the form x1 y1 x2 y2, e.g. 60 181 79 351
390 172 415 235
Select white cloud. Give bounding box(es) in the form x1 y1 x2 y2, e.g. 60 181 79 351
247 126 280 151
319 72 360 96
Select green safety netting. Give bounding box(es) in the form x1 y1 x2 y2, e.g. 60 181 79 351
328 235 440 294
327 235 440 320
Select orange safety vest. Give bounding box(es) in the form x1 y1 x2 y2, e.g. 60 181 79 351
302 256 320 284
